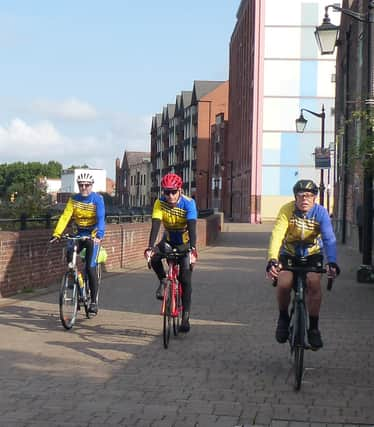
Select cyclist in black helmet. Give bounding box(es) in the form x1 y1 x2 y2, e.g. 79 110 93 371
266 179 340 349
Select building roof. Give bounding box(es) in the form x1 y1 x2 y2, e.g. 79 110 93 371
125 151 150 166
191 80 225 104
156 113 163 128
174 94 182 116
181 91 192 109
167 103 175 119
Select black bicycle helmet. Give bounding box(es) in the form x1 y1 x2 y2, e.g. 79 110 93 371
293 179 318 195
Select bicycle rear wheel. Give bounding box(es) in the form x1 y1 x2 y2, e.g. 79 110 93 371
294 303 306 390
163 282 171 349
173 282 182 336
59 272 78 330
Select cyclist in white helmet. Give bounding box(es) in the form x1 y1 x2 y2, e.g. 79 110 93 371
50 171 105 314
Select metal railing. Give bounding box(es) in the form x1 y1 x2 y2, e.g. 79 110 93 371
0 213 153 231
0 214 55 231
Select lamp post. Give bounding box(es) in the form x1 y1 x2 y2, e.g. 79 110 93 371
296 105 326 207
315 2 374 270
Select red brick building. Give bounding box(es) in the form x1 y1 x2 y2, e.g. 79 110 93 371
150 80 228 210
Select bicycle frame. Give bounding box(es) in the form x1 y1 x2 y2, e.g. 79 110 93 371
63 235 91 300
161 257 182 317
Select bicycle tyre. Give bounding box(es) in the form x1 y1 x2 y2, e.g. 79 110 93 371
163 281 171 349
173 281 182 336
59 272 78 330
294 303 306 390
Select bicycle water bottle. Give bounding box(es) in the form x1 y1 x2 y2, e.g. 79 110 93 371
78 272 86 299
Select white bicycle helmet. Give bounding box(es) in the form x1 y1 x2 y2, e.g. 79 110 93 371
76 172 94 184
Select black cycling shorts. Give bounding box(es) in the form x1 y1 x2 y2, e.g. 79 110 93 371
279 254 324 270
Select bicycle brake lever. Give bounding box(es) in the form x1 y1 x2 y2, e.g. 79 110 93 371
327 277 333 291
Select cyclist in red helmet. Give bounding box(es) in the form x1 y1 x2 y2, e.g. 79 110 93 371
144 173 198 333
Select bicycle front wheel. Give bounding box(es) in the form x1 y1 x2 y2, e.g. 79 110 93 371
163 281 171 349
173 282 182 336
59 272 78 330
294 303 306 390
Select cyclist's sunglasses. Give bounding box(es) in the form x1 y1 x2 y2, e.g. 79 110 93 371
78 183 92 188
296 192 315 200
164 189 179 196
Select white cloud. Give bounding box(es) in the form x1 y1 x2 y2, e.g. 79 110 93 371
0 114 151 179
111 112 151 152
32 97 98 121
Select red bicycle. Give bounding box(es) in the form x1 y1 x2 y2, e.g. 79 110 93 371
147 244 190 349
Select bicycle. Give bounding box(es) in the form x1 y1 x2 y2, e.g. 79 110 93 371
58 235 102 330
147 244 191 349
284 260 333 390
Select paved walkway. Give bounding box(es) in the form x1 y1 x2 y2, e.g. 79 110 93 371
0 224 373 427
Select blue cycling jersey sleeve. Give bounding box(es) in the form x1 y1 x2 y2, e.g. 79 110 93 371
318 205 337 263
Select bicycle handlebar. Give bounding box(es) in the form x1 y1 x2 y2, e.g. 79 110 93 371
60 234 92 241
271 265 334 290
145 248 192 270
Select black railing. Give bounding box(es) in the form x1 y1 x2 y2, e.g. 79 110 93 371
106 214 152 224
0 213 56 231
0 213 153 231
198 209 214 218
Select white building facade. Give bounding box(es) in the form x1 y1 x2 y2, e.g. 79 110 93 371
60 168 107 194
260 0 340 218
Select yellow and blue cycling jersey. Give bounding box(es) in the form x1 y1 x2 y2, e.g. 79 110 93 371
53 192 105 239
152 194 197 245
268 201 337 263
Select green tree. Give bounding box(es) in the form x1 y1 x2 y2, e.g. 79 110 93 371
345 110 374 172
0 161 63 199
67 164 90 170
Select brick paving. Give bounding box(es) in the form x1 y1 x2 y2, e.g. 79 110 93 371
0 223 373 426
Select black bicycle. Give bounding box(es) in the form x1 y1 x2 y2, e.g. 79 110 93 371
58 235 102 330
285 262 333 390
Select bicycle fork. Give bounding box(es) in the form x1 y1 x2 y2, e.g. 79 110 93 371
290 279 308 351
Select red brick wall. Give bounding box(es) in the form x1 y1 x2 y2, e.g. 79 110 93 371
0 215 221 298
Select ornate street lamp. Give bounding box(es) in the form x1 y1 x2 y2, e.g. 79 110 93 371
314 10 340 54
295 106 326 207
295 112 307 133
315 2 374 273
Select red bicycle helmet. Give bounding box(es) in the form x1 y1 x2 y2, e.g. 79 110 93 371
161 173 183 190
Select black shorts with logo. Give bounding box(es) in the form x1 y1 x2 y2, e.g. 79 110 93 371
279 254 324 271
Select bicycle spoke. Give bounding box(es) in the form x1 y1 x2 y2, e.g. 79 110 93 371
163 283 171 348
59 272 78 330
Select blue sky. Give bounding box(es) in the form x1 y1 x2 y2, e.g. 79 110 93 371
0 1 240 179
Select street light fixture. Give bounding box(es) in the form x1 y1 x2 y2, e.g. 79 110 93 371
315 2 374 272
295 105 326 207
314 10 340 54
